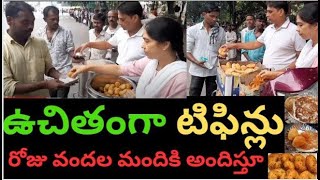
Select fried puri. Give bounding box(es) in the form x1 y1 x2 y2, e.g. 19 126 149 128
292 135 307 148
288 128 299 141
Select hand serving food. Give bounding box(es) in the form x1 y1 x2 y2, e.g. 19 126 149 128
218 46 228 59
67 65 87 79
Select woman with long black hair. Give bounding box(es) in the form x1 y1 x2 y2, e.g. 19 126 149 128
70 17 187 98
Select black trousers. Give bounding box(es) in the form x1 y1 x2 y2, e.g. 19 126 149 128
49 87 70 98
189 75 217 96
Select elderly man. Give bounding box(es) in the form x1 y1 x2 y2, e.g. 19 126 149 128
103 10 121 62
3 1 65 97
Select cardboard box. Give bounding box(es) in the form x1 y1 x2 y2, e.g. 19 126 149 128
216 60 262 96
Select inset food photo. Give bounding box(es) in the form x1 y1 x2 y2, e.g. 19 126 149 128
285 123 318 153
268 153 317 179
285 95 318 124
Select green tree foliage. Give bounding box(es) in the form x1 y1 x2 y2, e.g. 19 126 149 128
186 1 306 28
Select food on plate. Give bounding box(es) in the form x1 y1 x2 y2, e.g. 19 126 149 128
285 96 318 124
284 96 296 114
305 155 317 174
288 128 299 141
299 170 316 179
292 135 307 148
268 153 317 179
287 126 318 151
300 131 318 150
294 96 318 123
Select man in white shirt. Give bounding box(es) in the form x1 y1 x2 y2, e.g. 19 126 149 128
222 1 306 71
88 13 108 60
75 1 145 65
187 4 226 96
103 10 121 62
240 14 255 61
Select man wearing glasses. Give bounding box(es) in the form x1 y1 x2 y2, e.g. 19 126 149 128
186 4 226 96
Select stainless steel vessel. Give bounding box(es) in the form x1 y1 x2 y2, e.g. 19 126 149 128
86 74 137 98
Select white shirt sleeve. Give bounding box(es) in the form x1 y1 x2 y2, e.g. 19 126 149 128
186 26 195 53
257 27 267 44
107 30 121 47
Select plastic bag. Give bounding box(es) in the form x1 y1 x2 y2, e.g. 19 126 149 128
260 68 318 96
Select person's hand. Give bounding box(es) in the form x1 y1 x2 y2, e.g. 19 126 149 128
221 43 237 50
68 65 88 78
59 74 78 86
74 42 89 54
71 56 85 63
45 79 66 89
258 70 282 80
197 61 206 68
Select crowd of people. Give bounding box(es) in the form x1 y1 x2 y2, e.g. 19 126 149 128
187 1 318 96
3 1 187 98
3 1 318 98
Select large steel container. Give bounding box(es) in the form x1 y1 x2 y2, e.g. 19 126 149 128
78 59 116 97
86 74 137 98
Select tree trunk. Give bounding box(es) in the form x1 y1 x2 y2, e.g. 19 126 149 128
167 1 175 15
179 1 186 25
